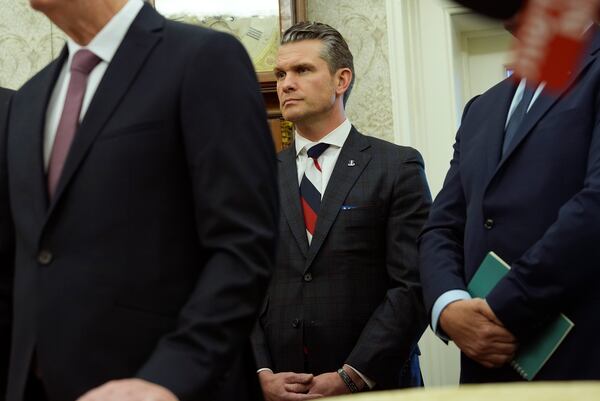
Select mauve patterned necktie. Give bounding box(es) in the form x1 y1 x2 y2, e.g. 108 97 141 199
47 49 101 198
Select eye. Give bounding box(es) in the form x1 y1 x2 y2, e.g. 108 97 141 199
297 66 309 74
275 71 286 80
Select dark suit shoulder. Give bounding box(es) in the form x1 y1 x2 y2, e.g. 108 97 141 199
14 55 63 100
0 88 13 101
163 18 247 56
358 131 424 166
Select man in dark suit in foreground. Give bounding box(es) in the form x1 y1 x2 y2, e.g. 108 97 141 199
0 86 14 400
251 22 431 400
3 0 277 400
419 15 600 382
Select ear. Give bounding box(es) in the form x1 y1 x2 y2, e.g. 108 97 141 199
335 68 353 97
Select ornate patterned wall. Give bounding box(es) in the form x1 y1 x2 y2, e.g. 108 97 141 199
0 0 394 143
308 0 394 143
0 0 65 90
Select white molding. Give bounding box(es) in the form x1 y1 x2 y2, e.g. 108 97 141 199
386 0 425 149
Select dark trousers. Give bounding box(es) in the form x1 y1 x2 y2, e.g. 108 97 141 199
24 372 48 401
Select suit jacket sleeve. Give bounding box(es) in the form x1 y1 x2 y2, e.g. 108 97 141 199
250 297 272 370
346 147 431 385
0 88 15 398
418 97 478 316
487 99 600 339
135 32 278 400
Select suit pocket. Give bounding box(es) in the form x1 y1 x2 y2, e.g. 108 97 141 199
338 204 382 228
97 121 163 142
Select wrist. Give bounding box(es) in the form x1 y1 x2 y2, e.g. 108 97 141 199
337 367 362 393
342 365 366 390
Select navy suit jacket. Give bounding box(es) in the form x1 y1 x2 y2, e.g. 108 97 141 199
0 86 14 399
419 28 600 382
3 5 276 401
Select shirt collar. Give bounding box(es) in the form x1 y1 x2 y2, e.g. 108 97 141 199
295 119 352 157
65 0 144 65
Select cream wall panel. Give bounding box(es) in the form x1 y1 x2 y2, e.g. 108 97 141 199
0 0 61 90
308 0 394 143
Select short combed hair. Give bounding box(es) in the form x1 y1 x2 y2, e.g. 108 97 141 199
281 21 355 105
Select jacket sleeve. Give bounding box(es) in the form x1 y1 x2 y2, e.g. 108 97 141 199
250 297 273 370
136 32 278 401
418 96 478 317
346 147 431 386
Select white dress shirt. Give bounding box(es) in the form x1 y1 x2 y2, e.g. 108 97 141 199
431 79 545 337
294 119 351 190
43 0 144 169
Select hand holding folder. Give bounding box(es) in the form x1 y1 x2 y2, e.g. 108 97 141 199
468 252 574 380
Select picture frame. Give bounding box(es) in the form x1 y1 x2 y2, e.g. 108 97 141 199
146 0 307 150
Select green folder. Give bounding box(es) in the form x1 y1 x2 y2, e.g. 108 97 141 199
467 252 574 380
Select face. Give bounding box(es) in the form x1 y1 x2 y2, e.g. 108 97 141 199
274 40 340 125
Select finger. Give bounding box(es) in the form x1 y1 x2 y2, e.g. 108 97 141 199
469 335 518 355
284 373 314 384
478 300 503 325
487 341 518 356
478 353 514 368
287 392 323 400
478 322 517 343
284 382 311 393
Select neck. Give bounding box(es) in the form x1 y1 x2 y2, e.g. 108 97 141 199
45 0 128 45
295 108 346 142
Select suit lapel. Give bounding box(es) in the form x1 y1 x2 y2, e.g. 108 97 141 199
483 80 518 182
279 145 309 257
487 27 600 188
304 128 371 272
46 4 164 217
25 48 68 223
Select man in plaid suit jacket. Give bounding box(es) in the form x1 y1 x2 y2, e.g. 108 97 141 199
251 22 431 400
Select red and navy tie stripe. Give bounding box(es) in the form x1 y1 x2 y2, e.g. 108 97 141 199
300 143 329 243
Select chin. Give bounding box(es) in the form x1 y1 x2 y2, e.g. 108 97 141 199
281 107 301 123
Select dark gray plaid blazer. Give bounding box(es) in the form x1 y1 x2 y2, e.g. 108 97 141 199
252 127 431 389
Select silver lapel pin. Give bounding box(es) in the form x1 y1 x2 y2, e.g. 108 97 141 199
347 160 356 167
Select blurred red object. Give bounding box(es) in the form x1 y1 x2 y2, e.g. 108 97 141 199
513 0 598 91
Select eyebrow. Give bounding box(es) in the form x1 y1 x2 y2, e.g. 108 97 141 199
274 62 315 73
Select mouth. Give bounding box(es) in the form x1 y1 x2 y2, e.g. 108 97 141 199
282 98 301 106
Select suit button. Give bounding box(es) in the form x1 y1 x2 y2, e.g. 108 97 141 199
303 273 312 282
292 319 300 328
484 219 494 230
37 250 53 265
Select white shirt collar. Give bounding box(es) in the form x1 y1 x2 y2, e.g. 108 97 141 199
65 0 144 64
295 119 352 157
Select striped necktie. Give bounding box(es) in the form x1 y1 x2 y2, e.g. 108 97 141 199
300 143 329 244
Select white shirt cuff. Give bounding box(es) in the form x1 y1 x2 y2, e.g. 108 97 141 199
345 364 375 389
431 289 472 339
256 368 273 374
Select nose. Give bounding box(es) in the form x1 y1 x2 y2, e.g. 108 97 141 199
280 73 296 92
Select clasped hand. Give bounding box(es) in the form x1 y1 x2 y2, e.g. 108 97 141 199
440 298 518 368
259 368 357 401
